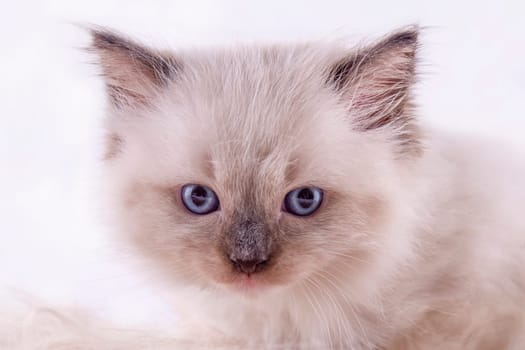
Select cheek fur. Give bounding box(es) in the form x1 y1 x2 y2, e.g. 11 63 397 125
277 192 391 276
112 182 226 283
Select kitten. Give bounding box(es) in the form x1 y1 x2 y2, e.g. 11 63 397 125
5 26 525 349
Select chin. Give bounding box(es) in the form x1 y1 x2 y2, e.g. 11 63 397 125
231 276 269 297
212 268 289 298
216 274 268 296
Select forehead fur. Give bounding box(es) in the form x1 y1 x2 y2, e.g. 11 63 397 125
184 45 353 179
108 43 363 183
94 26 421 176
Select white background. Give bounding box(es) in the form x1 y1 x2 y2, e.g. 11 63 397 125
1 0 524 328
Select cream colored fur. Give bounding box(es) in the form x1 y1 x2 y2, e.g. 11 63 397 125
3 26 525 349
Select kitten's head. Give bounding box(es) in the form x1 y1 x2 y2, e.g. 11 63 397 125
91 27 421 296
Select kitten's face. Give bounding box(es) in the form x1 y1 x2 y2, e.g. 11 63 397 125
94 28 420 295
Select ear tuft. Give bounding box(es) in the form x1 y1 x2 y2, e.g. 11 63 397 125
381 27 419 47
88 27 178 108
328 26 421 156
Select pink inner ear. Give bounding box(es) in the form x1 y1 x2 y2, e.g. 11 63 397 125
327 28 421 156
89 27 178 108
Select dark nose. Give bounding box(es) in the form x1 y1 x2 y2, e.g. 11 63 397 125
229 256 269 274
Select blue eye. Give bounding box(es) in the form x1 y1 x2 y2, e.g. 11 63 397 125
181 184 220 215
284 187 323 216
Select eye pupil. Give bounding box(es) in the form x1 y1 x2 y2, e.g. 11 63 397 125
298 188 314 200
191 187 208 205
181 184 220 215
297 188 315 208
298 198 313 209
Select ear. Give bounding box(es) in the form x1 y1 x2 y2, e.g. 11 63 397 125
328 26 420 155
88 27 178 108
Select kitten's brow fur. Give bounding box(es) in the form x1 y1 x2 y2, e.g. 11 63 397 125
3 26 525 349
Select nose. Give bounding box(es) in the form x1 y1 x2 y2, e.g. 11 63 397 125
229 256 269 274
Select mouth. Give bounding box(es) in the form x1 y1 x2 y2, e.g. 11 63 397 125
234 273 263 288
213 252 287 294
237 272 256 284
225 254 273 292
224 272 273 295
